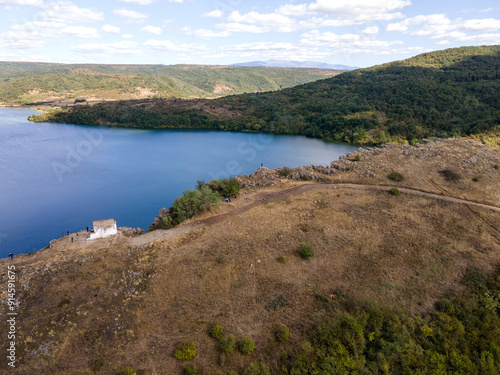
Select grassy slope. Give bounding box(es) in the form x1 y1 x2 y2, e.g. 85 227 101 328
0 62 340 104
33 46 500 145
0 139 499 374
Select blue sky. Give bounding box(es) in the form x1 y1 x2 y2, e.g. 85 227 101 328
0 0 498 67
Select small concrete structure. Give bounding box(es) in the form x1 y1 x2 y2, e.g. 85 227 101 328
88 219 117 240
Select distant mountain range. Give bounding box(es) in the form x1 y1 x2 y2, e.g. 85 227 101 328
232 60 358 70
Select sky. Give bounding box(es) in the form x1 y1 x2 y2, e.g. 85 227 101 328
0 0 499 68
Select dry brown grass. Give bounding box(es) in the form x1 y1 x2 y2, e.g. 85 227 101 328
0 139 499 374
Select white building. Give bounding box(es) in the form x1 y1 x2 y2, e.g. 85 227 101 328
88 219 117 240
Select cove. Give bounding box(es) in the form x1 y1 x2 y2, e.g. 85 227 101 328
0 108 357 257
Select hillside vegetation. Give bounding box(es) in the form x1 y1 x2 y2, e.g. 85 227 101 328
0 139 499 374
0 62 340 105
32 46 500 145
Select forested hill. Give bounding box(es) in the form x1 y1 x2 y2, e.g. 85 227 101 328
30 46 500 145
0 62 340 105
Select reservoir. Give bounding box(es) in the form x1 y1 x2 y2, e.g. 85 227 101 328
0 108 357 257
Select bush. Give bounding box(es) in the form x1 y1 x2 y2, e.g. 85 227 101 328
238 337 256 355
472 177 479 182
494 164 499 170
218 334 236 354
208 323 223 340
279 167 292 177
440 169 461 182
243 362 271 375
353 154 361 161
183 363 198 375
267 295 288 311
169 185 221 226
389 187 401 196
277 256 287 264
91 358 104 372
387 170 404 181
115 366 136 375
275 325 290 343
300 175 311 181
58 298 71 307
208 177 241 197
299 242 314 259
174 340 197 361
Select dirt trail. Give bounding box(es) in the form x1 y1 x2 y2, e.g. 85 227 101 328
130 183 500 246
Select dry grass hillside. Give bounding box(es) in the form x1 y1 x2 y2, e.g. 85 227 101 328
0 139 499 375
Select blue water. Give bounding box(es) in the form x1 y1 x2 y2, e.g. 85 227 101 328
0 108 357 257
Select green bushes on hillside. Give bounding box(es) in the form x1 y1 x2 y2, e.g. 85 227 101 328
33 46 500 145
281 268 500 374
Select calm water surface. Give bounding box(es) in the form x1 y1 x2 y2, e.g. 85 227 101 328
0 108 357 257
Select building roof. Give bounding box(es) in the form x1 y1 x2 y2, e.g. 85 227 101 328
93 219 116 228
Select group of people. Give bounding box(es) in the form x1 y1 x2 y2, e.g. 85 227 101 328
222 194 238 203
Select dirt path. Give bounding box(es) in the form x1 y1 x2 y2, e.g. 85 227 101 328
130 183 500 246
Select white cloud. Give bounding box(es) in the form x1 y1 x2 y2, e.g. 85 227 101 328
0 19 102 49
217 0 409 35
122 33 133 39
103 24 120 34
386 14 452 35
119 0 155 4
460 18 500 32
40 1 104 23
113 8 149 20
71 40 142 55
0 0 43 6
140 25 162 34
362 26 379 34
218 22 271 34
308 0 410 22
61 25 99 38
387 14 500 44
203 10 223 18
299 30 405 55
182 27 231 39
227 10 297 32
143 39 207 52
308 0 410 13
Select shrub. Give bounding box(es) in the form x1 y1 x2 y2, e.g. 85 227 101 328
275 325 290 343
58 298 71 307
440 169 461 182
267 295 288 311
389 187 401 196
238 337 256 355
208 323 223 340
300 175 311 181
218 352 228 366
183 363 198 375
277 256 287 264
208 177 241 197
353 154 361 161
174 340 197 361
218 334 236 354
279 167 292 177
472 177 479 182
494 164 499 170
299 242 314 259
170 185 220 226
115 366 136 375
91 358 104 372
387 170 404 181
243 362 271 375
